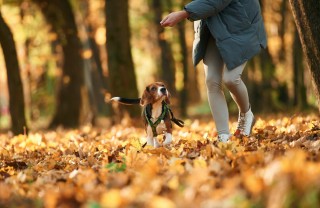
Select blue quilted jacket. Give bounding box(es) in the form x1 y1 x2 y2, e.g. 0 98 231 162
185 0 267 70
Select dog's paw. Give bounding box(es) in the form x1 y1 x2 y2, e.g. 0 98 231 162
146 137 154 146
163 133 172 146
162 137 172 145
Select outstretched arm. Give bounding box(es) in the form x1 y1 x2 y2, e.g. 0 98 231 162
160 10 189 27
160 0 233 27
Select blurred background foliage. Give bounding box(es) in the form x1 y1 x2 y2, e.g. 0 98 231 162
0 0 318 133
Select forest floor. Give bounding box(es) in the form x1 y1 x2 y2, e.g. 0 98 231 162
0 113 320 208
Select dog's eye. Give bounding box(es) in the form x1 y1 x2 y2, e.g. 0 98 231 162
151 86 156 91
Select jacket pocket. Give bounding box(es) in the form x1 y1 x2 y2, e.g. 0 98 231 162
220 1 251 34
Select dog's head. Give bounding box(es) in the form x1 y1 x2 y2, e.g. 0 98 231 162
140 82 170 106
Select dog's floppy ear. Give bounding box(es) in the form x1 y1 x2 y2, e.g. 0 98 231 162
164 91 171 104
140 87 151 106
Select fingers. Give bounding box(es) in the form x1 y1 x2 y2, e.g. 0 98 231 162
160 16 172 27
161 12 178 27
160 16 168 25
161 21 172 27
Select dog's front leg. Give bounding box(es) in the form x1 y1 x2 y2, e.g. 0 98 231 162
147 126 161 148
146 126 154 146
146 136 154 146
153 137 160 148
146 136 160 148
163 133 172 145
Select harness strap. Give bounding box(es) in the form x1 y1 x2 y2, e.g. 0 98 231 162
168 108 184 127
145 103 169 137
145 102 184 137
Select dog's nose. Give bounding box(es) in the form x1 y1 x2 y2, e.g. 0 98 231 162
160 87 167 94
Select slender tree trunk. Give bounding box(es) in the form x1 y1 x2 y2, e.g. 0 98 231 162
278 0 287 61
33 0 85 128
249 0 286 112
74 0 112 122
292 29 307 109
177 21 188 117
81 0 112 117
0 12 28 135
289 0 320 112
87 24 112 117
250 47 282 112
105 0 140 117
177 0 201 115
186 26 201 105
151 0 176 95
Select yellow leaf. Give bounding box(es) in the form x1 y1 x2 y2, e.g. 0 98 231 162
242 170 264 195
100 189 122 208
193 158 207 169
167 176 179 190
148 196 176 208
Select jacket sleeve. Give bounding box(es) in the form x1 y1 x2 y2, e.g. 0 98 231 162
184 0 233 21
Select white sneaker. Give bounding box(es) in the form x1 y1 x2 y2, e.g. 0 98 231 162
234 107 255 137
218 134 230 143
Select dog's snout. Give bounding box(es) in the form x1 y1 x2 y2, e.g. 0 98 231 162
160 87 167 94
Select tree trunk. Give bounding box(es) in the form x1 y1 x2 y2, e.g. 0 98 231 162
289 0 320 112
177 21 188 117
73 0 112 123
87 23 112 117
249 47 282 112
0 12 28 135
292 29 307 109
186 28 201 105
33 0 85 128
151 0 176 96
176 0 201 115
105 0 140 117
248 0 286 112
278 0 287 61
80 0 112 117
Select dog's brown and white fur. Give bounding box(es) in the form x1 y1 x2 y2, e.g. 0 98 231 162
111 82 173 147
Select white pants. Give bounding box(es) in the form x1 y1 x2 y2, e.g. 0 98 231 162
203 37 250 135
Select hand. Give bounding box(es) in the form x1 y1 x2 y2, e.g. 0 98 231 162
160 10 189 27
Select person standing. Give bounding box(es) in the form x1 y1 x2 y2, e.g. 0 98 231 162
160 0 267 142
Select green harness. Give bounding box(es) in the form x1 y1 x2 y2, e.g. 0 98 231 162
144 102 184 137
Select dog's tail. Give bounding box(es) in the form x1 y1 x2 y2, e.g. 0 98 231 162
110 97 141 105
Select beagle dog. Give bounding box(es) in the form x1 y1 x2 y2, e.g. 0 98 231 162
111 82 183 147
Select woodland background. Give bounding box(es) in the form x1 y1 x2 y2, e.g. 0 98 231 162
0 0 319 134
1 0 320 208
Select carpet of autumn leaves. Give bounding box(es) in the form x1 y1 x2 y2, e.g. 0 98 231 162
1 114 320 208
